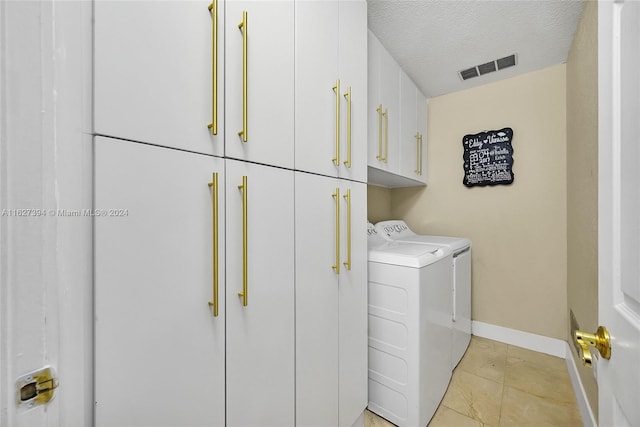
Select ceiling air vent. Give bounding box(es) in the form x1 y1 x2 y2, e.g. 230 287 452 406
478 61 496 75
458 53 518 81
459 67 479 80
497 54 517 70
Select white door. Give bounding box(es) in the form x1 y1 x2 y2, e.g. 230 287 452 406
294 174 368 427
416 89 427 184
337 180 368 427
338 0 368 183
399 71 418 180
295 0 340 178
367 30 384 167
1 2 92 425
94 0 224 157
225 1 294 169
598 1 640 426
94 138 226 426
225 159 295 427
294 172 340 427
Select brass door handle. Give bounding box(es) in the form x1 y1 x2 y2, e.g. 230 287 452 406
343 188 351 271
237 11 248 142
332 80 340 166
414 132 420 174
207 0 219 135
419 133 423 175
237 176 248 306
332 188 340 274
343 87 351 168
383 108 389 163
574 326 611 367
208 173 219 316
376 105 383 161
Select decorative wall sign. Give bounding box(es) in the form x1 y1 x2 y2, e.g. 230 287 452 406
462 127 514 187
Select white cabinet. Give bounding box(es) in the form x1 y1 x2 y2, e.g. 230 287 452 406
94 2 366 425
95 1 224 156
399 71 427 184
225 159 295 427
337 180 368 427
367 30 427 187
95 138 295 427
95 137 226 426
295 0 367 182
225 1 295 169
417 89 427 183
367 31 400 174
338 0 368 183
295 172 367 427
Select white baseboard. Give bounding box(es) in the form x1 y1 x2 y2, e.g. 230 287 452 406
565 343 597 427
471 320 566 358
471 321 596 427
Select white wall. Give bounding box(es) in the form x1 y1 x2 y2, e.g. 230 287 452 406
391 65 568 340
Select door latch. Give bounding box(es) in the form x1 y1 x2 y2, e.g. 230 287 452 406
574 326 611 367
16 366 59 409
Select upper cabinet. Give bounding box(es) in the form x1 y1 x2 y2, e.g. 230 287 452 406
94 1 225 157
399 71 427 184
367 31 400 174
95 0 295 169
295 0 367 182
225 1 295 169
367 30 427 187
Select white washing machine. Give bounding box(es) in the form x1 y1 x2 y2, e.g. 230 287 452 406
376 220 472 370
367 223 453 427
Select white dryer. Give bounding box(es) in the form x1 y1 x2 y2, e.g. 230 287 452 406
376 220 472 370
367 224 453 427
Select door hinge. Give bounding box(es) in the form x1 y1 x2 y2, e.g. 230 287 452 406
16 366 59 410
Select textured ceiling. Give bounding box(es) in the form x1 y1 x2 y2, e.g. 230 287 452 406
367 0 585 98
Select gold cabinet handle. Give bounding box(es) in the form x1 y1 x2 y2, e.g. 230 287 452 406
332 80 341 166
414 132 421 175
237 11 248 142
332 188 340 274
343 188 351 270
207 0 219 135
237 176 248 306
575 326 611 367
375 105 383 161
207 173 220 316
383 108 389 163
419 133 423 175
343 87 351 168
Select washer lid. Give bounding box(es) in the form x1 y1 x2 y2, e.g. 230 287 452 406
396 235 471 253
368 242 451 268
375 220 416 241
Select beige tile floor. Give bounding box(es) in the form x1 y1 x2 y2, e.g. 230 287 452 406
365 336 583 427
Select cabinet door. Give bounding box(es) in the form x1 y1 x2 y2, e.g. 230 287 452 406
225 1 294 169
225 159 295 427
399 71 419 179
95 1 224 156
294 172 340 427
367 31 383 167
95 137 225 427
338 180 368 426
378 45 401 173
295 1 339 178
417 89 428 183
338 0 368 183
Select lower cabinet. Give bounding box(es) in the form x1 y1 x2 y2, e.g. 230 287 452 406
294 172 368 427
94 137 294 426
224 158 295 427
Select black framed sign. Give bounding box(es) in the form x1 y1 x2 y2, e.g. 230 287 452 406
462 127 514 187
